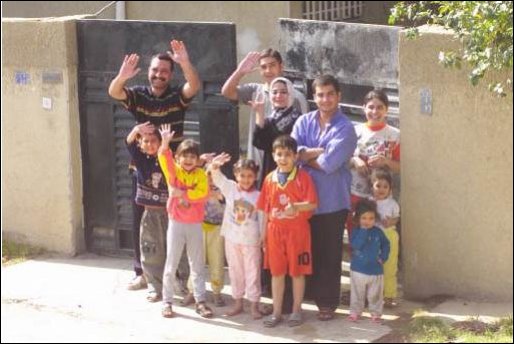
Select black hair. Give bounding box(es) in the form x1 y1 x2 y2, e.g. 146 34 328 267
363 89 389 108
371 167 393 188
353 199 380 225
233 158 259 175
272 135 297 154
176 139 199 157
259 48 283 64
151 53 174 72
312 74 341 94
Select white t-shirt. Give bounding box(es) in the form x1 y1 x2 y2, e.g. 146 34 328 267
351 123 400 198
373 196 400 230
211 169 263 246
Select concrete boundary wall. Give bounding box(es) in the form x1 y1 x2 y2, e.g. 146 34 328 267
400 25 513 301
2 18 84 255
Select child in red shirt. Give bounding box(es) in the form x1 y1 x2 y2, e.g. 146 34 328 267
257 135 318 327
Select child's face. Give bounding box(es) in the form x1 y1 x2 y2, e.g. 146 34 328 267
372 179 391 200
272 147 296 172
364 98 388 125
235 168 257 191
178 152 198 171
140 133 160 156
360 211 376 229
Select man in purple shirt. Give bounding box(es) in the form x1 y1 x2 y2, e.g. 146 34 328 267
291 75 357 321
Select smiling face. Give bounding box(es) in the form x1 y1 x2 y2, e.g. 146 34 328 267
148 57 173 94
372 178 391 201
139 132 160 156
270 81 289 108
235 168 257 191
364 97 388 126
177 152 198 172
272 147 296 173
314 84 341 116
259 56 283 84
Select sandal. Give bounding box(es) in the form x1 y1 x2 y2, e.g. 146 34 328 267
263 315 282 328
161 303 175 318
146 291 162 303
287 312 303 327
347 313 359 322
195 302 214 318
317 308 335 321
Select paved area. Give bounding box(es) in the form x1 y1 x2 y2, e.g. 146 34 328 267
1 253 511 342
2 254 391 342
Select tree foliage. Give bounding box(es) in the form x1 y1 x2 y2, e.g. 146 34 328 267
389 1 513 97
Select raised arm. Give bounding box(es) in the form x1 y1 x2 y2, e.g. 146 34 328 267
221 51 260 101
108 53 141 100
168 40 200 99
126 121 156 144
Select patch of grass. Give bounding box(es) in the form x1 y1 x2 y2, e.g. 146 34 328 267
409 316 454 342
409 315 513 343
2 239 46 266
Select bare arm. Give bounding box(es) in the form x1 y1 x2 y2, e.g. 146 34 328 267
221 51 260 101
169 40 200 99
126 121 155 144
249 92 266 128
108 53 141 100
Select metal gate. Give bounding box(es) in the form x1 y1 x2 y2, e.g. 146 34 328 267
77 20 238 254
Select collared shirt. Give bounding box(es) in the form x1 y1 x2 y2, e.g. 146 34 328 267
291 109 357 215
257 167 317 227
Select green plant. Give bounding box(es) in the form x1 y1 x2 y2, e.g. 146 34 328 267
389 1 513 97
2 239 45 266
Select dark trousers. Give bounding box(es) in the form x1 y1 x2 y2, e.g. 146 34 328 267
132 174 144 276
307 209 348 311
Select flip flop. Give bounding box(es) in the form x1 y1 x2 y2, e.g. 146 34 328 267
263 315 282 328
195 302 214 318
287 312 303 327
162 303 175 318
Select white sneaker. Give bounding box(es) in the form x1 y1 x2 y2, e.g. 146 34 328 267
127 275 147 290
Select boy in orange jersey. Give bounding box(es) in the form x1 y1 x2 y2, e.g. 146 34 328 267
257 135 317 327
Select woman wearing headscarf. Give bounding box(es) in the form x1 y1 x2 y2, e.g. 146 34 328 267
251 77 304 187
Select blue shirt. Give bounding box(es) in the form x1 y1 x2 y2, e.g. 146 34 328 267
291 109 357 214
350 226 390 275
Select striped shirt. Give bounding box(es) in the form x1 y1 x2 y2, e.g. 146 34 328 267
122 85 191 150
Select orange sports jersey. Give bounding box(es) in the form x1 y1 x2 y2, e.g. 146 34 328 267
257 167 317 226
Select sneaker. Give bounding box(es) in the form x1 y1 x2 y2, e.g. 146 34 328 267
127 275 147 291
